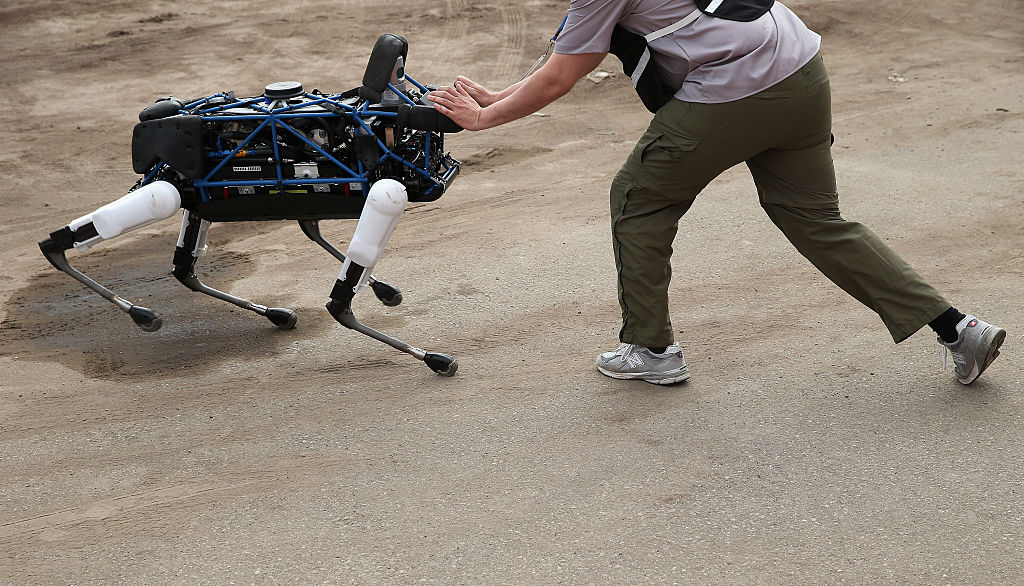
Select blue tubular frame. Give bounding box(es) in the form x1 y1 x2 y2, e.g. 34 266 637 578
156 74 450 203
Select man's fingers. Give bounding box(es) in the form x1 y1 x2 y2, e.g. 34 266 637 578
431 87 473 108
427 89 456 105
457 75 484 91
429 94 461 114
430 86 462 100
428 83 480 127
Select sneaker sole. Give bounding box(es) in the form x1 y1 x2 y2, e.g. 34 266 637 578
960 326 1006 385
597 365 691 385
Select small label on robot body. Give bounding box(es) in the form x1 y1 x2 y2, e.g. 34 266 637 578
232 166 263 172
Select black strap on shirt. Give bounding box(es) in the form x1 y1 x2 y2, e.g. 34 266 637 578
694 0 774 22
609 0 775 113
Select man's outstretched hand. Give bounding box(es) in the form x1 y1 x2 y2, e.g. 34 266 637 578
428 80 485 131
429 53 607 132
452 76 500 107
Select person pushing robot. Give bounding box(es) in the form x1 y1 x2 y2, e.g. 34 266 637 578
429 0 1006 385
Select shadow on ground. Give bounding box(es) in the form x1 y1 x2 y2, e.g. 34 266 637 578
1 223 330 381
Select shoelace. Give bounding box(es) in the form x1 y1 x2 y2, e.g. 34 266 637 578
616 343 638 357
942 344 965 372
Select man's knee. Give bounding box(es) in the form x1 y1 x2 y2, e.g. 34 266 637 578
761 200 844 223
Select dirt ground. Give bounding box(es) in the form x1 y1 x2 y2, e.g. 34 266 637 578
1 0 1022 583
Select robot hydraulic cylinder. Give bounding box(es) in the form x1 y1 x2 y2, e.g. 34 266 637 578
337 178 409 296
67 181 181 249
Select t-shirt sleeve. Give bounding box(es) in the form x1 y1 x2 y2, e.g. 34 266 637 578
553 0 629 54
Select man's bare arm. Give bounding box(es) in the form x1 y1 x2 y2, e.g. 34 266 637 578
428 52 608 131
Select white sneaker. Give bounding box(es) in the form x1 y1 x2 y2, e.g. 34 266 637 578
940 315 1006 385
596 343 690 385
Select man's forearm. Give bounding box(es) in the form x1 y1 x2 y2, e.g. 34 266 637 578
429 52 606 131
477 52 606 129
494 79 528 102
478 72 571 129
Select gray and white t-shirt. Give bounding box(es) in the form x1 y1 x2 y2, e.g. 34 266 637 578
554 0 821 103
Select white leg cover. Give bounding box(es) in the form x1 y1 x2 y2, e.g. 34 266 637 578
339 179 408 293
68 181 181 249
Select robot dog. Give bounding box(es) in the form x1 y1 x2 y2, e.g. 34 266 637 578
38 34 464 376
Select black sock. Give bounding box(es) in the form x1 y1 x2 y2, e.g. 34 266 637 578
648 346 667 354
929 307 966 343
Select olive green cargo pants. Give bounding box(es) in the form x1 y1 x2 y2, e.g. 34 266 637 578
610 53 950 347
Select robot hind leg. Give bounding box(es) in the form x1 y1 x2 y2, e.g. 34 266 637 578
37 181 183 331
173 210 296 329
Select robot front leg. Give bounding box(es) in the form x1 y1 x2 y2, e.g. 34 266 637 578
38 181 183 331
173 211 297 329
297 219 403 307
324 179 457 376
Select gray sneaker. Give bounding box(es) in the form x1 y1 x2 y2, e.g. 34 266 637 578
596 343 690 385
940 315 1006 385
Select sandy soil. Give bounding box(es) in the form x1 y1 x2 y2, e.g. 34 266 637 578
1 0 1022 582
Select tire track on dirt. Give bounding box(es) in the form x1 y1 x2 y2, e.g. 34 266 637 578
833 74 1024 125
844 0 925 45
991 0 1020 20
435 0 470 71
496 5 526 82
0 456 356 543
400 174 592 232
0 485 220 541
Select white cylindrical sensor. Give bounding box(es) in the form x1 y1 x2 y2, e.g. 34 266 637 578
346 179 408 268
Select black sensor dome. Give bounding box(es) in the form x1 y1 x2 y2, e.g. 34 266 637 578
264 81 304 99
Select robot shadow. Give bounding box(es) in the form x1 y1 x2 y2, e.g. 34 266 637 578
6 228 328 381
